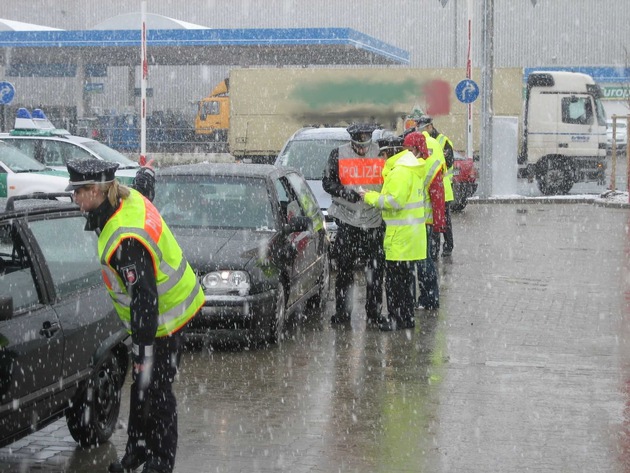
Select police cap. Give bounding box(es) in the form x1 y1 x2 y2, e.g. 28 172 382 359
346 123 379 144
65 158 119 191
415 115 433 129
377 136 404 152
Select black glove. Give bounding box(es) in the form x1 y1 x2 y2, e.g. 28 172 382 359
343 189 361 203
133 167 156 202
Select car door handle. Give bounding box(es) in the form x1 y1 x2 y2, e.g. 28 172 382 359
40 321 60 338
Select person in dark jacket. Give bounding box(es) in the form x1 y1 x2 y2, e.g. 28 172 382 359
66 159 204 473
322 123 386 326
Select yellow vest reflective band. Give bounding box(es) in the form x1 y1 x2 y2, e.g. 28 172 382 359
364 151 426 261
423 132 454 202
98 189 204 338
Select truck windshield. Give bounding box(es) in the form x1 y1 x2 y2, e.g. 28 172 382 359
594 97 607 126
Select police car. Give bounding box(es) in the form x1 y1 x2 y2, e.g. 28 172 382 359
0 140 68 198
0 108 140 185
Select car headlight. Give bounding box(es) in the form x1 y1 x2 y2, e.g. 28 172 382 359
201 270 251 296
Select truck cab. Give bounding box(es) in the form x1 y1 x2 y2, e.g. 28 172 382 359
518 71 607 195
194 78 230 143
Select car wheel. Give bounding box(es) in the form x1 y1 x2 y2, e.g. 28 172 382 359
307 260 330 313
268 284 286 344
450 197 467 212
66 350 124 448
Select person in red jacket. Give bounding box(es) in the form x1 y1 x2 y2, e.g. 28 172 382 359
403 132 445 310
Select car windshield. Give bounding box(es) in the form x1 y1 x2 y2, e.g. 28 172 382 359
154 175 275 230
80 140 140 168
277 139 347 179
0 142 47 172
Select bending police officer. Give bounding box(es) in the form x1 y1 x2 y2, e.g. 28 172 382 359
66 159 204 473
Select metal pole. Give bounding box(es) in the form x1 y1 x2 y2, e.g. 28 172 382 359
479 0 494 197
627 114 630 203
610 114 617 191
466 0 473 160
140 0 148 165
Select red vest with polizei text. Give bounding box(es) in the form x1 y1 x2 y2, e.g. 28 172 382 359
328 142 385 228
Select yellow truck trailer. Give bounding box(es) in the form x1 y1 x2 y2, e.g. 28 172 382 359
195 67 524 162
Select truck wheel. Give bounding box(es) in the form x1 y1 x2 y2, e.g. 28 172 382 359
537 160 574 195
66 351 124 448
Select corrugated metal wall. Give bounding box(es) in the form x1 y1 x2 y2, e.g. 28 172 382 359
3 0 626 67
1 0 627 116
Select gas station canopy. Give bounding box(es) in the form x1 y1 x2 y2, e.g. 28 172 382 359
0 27 409 68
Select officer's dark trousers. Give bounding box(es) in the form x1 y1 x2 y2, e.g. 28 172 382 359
127 330 183 472
415 225 440 309
431 202 453 259
385 260 415 326
334 222 385 321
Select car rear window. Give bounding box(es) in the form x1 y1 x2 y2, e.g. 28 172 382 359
155 175 275 230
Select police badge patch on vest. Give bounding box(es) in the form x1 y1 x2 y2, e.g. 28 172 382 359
122 265 139 286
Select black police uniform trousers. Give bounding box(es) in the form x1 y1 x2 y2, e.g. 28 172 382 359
385 260 415 326
127 329 184 472
334 221 385 321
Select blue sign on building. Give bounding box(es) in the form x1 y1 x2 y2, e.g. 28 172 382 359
0 81 15 105
455 79 479 104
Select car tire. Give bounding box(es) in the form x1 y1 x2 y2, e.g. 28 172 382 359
66 350 124 448
450 197 467 212
268 284 286 344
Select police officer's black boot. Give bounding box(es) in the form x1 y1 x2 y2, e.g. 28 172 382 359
109 448 147 472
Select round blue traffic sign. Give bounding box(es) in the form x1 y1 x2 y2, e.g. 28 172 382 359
0 81 15 105
455 79 479 104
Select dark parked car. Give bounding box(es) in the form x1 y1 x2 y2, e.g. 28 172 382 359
0 194 129 448
153 163 329 346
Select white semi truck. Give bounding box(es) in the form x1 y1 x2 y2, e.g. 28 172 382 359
518 71 607 195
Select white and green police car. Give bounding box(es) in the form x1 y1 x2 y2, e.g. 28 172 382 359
0 141 68 197
0 108 139 186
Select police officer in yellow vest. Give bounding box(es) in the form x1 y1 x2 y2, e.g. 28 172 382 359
361 136 426 331
66 159 204 473
415 115 455 259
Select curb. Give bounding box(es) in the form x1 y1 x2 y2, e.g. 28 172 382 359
468 197 630 209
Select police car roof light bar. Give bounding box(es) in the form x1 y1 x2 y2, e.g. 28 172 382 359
12 108 70 136
31 109 56 130
15 108 37 130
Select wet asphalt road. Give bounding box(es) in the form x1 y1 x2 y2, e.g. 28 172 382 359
2 198 629 473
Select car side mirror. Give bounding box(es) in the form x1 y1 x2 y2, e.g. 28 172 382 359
0 296 13 321
283 216 311 234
